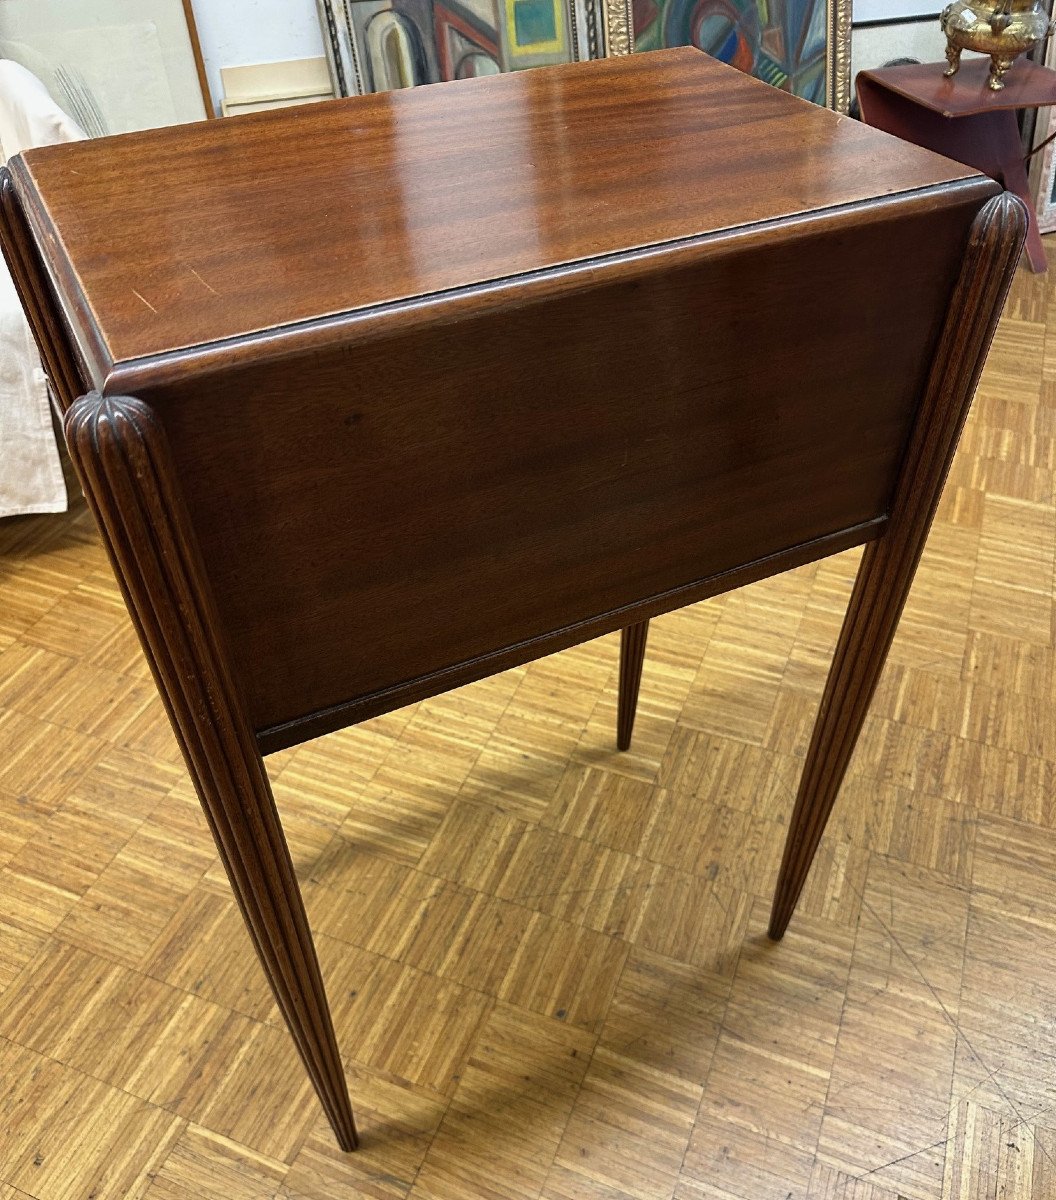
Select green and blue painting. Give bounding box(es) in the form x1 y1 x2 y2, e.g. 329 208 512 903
633 0 830 104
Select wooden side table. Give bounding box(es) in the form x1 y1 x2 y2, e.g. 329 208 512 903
0 48 1025 1150
857 57 1056 272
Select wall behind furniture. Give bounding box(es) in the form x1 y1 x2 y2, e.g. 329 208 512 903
192 0 325 113
851 17 945 82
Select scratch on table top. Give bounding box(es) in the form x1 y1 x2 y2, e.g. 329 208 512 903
188 265 220 296
131 288 158 314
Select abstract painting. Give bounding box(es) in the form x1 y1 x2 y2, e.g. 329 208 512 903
316 0 849 107
318 0 600 96
631 0 847 107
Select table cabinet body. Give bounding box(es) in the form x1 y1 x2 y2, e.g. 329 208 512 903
0 47 1025 1149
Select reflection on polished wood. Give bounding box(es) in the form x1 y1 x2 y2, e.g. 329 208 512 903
1 251 1055 1194
15 49 975 370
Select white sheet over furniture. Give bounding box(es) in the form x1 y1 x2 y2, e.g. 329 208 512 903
0 262 65 517
0 59 83 518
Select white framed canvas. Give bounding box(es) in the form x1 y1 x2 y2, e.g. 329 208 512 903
0 0 210 136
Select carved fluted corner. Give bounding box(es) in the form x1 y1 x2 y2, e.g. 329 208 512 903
767 192 1026 941
918 192 1028 431
63 393 229 728
63 392 359 1152
64 394 168 520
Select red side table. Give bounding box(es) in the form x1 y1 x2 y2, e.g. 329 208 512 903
857 58 1056 272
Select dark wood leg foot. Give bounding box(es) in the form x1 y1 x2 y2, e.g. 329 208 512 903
64 394 358 1151
768 193 1026 939
617 620 649 751
193 756 359 1150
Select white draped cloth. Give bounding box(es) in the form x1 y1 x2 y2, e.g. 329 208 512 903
0 60 83 518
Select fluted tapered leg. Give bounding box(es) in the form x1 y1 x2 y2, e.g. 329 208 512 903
769 192 1027 939
617 620 650 751
64 393 358 1151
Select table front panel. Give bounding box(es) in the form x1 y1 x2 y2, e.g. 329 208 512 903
141 197 979 736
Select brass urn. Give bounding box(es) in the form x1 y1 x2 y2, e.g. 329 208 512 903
941 0 1053 90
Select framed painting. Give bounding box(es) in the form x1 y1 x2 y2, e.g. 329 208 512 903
630 0 851 110
317 0 849 108
316 0 615 95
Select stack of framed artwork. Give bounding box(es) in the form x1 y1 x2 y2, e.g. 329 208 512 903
315 0 851 110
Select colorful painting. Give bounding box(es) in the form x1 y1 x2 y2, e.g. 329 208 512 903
316 0 849 107
319 0 587 95
632 0 832 104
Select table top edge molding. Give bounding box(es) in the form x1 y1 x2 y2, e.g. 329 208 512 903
16 172 996 396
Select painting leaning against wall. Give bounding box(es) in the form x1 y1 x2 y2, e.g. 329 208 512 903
316 0 606 96
633 0 847 107
315 0 849 108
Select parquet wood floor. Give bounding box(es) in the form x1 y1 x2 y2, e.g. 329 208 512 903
2 253 1056 1199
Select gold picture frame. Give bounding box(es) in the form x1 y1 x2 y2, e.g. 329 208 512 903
610 0 851 111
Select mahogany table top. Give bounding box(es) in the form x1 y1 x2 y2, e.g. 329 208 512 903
13 47 979 379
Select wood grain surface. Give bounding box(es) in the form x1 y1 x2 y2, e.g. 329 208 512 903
12 47 980 375
62 394 357 1149
138 182 995 748
859 57 1056 118
3 47 1000 751
0 247 1053 1196
4 171 1002 747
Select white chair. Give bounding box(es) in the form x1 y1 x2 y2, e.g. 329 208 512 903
0 59 84 519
